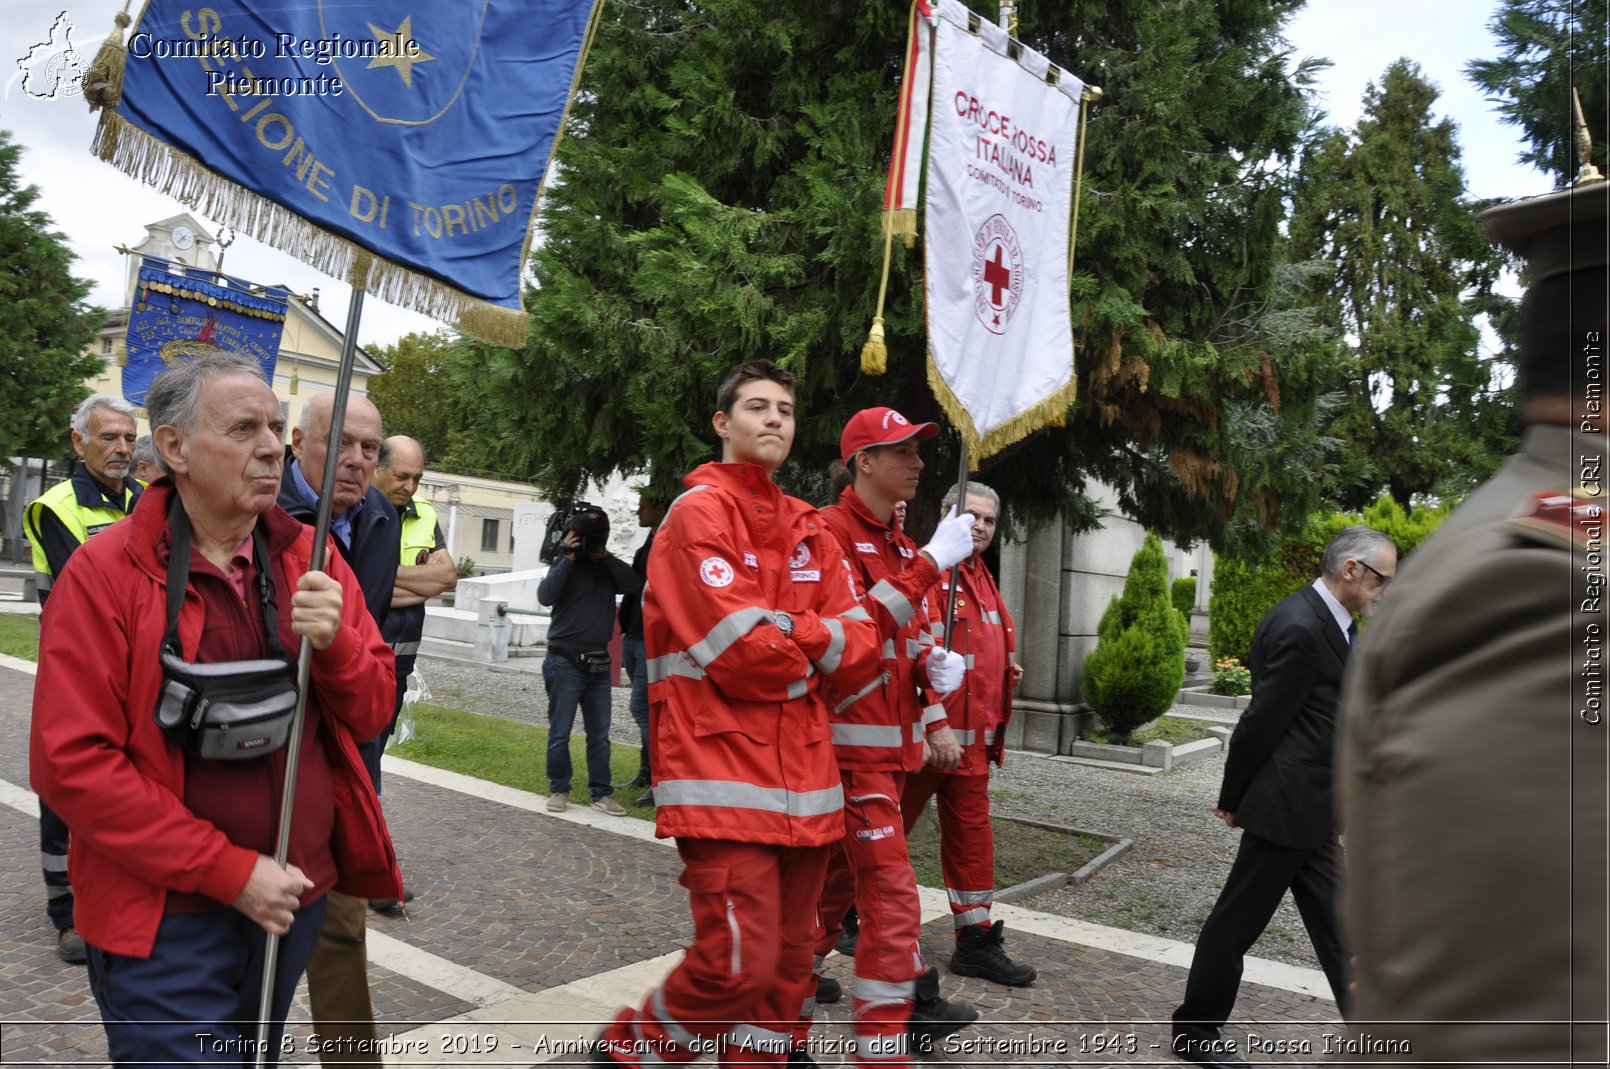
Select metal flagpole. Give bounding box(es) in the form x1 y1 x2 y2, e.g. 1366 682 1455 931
254 283 366 1066
942 437 970 647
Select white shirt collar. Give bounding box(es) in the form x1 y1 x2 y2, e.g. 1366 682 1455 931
1311 577 1354 642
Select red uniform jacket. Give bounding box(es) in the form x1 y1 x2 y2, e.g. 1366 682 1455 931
933 555 1017 773
818 487 948 772
29 483 401 958
644 463 887 847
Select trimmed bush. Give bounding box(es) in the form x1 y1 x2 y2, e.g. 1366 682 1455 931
1171 576 1196 617
1081 532 1186 744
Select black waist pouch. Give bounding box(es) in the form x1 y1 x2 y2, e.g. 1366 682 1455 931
151 493 299 760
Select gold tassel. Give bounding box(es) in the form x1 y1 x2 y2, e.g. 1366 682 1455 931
82 8 133 111
859 214 898 377
887 208 918 249
860 318 888 375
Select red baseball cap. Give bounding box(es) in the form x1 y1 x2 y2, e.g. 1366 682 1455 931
840 406 939 464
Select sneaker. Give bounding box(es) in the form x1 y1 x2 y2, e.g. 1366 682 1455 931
815 973 842 1004
907 967 978 1053
948 920 1037 986
634 789 655 808
56 927 87 965
592 795 628 816
546 792 569 813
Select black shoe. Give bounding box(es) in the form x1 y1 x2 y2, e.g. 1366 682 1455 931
835 906 859 956
1172 1033 1252 1069
786 1047 819 1066
906 967 978 1053
589 1028 622 1065
948 920 1037 986
634 789 655 808
626 770 651 790
369 888 416 914
815 973 842 1004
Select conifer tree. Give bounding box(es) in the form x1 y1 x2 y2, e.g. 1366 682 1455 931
457 0 1333 549
1467 0 1608 187
1081 532 1185 743
0 130 104 463
1287 60 1511 511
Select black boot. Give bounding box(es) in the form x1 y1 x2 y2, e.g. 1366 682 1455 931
834 905 859 957
626 767 651 790
948 920 1037 986
906 966 979 1053
786 1046 820 1066
815 973 842 1004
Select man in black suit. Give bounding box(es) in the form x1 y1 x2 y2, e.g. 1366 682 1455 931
1172 525 1397 1067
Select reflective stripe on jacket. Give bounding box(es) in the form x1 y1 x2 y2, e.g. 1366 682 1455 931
644 463 886 847
818 486 946 772
933 556 1016 773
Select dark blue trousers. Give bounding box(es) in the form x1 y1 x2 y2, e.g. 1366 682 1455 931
86 897 328 1068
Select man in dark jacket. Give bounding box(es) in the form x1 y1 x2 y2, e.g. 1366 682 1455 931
277 390 399 1069
537 506 642 815
1172 525 1396 1067
617 494 667 807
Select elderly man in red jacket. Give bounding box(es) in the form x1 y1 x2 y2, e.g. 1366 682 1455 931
30 354 400 1067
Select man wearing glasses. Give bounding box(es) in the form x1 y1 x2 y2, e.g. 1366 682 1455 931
1171 525 1396 1068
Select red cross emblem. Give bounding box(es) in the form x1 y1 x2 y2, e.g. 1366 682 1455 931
699 556 735 587
971 213 1023 335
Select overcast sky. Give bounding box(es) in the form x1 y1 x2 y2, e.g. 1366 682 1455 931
2 1 1549 351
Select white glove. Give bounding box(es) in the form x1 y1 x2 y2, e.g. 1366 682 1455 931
920 507 976 571
925 647 966 695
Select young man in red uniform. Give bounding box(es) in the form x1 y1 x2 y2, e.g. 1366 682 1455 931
804 407 981 1066
595 364 964 1067
899 481 1036 986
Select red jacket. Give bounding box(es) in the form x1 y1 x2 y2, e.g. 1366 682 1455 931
818 487 948 772
933 555 1017 773
644 463 886 847
29 482 401 958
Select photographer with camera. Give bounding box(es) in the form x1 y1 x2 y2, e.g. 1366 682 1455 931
537 505 642 816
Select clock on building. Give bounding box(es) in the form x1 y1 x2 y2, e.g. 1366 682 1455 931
171 224 195 251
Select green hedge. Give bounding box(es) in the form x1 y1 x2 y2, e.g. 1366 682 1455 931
1208 495 1456 664
1171 576 1197 617
1082 532 1186 743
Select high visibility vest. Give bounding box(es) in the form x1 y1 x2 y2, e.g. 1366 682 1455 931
400 498 441 565
25 476 139 584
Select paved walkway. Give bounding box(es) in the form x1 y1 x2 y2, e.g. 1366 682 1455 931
1 654 1341 1066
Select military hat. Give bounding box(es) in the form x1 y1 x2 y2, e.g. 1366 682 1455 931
1480 178 1608 282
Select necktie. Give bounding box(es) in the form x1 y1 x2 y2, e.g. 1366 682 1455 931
1347 621 1359 646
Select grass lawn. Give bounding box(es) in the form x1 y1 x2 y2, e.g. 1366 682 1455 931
906 809 1108 890
1082 716 1216 747
389 702 656 818
0 614 39 661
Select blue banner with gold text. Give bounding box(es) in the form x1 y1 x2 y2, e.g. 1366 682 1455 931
96 1 603 346
123 258 290 406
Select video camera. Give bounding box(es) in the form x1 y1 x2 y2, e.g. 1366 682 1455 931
540 501 610 564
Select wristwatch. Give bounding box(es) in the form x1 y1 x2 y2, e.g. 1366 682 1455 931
773 610 794 637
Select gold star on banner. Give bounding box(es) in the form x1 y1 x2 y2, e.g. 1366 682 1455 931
366 15 435 89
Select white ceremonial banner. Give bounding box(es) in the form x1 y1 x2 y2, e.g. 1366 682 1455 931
924 0 1084 463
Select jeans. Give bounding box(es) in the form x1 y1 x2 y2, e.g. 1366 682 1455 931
620 636 651 773
543 651 614 801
